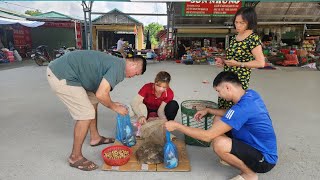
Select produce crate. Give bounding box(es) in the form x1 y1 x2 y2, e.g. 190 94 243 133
181 100 218 147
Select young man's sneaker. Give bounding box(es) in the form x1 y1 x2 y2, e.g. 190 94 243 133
220 159 230 166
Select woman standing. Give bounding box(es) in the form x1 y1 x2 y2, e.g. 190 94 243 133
130 71 179 124
216 7 265 110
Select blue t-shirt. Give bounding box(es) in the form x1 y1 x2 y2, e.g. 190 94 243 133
221 89 278 164
49 50 125 92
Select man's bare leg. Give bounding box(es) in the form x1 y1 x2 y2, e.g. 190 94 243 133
88 104 114 145
89 104 100 144
69 120 97 169
212 136 258 180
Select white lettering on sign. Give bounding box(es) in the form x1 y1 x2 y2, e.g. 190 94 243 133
191 0 240 4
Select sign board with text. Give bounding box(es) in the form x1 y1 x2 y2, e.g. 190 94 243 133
183 1 243 16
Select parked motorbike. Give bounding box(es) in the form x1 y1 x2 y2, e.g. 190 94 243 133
108 46 134 58
31 45 52 66
54 46 76 58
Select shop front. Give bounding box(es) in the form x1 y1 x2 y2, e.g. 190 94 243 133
171 1 242 62
27 11 82 53
0 10 44 61
92 9 144 51
169 1 320 67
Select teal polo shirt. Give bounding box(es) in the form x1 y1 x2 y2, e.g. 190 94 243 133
48 50 126 92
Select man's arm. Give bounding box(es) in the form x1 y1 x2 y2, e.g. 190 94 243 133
194 108 227 121
157 102 167 119
207 108 228 117
96 78 127 115
130 94 148 124
165 117 232 142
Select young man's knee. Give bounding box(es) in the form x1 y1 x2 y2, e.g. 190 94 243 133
212 136 231 154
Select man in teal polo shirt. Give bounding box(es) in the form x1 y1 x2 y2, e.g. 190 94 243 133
165 71 277 180
46 50 146 171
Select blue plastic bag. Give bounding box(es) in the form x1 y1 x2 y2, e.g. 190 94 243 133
115 113 136 147
163 131 179 169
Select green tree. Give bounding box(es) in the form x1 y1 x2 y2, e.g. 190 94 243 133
144 22 164 47
25 10 42 16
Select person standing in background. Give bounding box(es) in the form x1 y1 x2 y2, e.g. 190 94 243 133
116 37 126 58
215 7 265 137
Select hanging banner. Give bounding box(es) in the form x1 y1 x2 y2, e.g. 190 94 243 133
75 22 82 49
184 1 243 16
13 25 32 49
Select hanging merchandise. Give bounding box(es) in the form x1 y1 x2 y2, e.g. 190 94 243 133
281 27 287 34
115 113 136 147
264 28 270 35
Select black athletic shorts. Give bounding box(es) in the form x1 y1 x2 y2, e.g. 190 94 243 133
230 138 276 173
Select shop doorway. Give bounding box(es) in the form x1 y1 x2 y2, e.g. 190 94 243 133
97 31 136 51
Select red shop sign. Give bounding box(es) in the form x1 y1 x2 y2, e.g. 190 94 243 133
185 1 242 16
42 22 74 28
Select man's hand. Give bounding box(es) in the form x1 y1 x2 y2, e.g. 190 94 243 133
224 59 240 67
112 103 128 115
138 116 147 124
164 121 180 132
194 108 208 122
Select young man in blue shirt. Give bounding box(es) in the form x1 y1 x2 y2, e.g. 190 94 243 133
165 71 277 180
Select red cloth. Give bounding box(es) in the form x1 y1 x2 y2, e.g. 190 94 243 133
138 83 174 111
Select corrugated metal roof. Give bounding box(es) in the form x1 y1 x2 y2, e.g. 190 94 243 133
255 2 320 22
32 11 75 20
93 8 143 25
0 7 27 20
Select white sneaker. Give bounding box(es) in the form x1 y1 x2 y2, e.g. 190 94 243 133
229 175 245 180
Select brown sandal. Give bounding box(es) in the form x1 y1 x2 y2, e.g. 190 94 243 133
69 157 98 171
90 136 115 147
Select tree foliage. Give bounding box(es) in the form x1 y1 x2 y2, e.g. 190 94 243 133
144 22 164 47
25 10 42 16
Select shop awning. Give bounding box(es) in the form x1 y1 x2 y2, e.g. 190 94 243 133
0 17 44 28
177 33 227 38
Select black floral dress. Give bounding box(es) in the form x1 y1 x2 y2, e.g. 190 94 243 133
218 33 262 109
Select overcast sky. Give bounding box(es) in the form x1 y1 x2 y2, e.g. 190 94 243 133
0 1 167 25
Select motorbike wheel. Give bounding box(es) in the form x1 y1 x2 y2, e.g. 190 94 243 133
34 56 45 66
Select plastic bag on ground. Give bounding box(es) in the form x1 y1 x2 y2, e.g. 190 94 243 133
163 131 179 169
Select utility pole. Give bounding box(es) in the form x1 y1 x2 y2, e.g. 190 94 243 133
82 1 93 50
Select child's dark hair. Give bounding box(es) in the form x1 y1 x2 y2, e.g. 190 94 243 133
233 7 257 30
155 71 171 84
213 71 242 87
